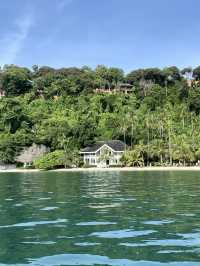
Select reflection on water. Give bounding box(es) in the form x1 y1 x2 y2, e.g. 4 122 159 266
90 229 156 238
0 219 67 228
0 171 200 265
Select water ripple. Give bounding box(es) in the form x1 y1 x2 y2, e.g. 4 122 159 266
76 221 116 226
0 254 199 266
90 229 156 239
0 219 67 228
142 220 174 225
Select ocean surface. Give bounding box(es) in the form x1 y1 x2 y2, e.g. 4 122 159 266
0 170 200 265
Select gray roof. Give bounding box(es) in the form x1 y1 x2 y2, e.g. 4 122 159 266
81 140 126 153
119 83 133 88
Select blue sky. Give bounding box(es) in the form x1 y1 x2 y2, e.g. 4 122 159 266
1 0 200 72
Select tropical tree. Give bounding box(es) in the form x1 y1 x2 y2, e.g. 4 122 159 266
193 66 200 80
172 134 195 166
121 146 144 167
15 144 49 167
34 150 65 170
181 67 193 80
0 65 32 96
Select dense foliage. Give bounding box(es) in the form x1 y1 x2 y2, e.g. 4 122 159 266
1 64 200 167
34 150 66 170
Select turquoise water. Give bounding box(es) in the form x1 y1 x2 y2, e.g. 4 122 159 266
0 171 200 265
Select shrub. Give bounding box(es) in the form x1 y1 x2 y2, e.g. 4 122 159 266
34 150 65 170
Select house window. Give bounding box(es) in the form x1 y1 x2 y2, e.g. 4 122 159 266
85 158 90 164
91 159 96 164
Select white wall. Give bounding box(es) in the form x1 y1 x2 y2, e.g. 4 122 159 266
83 148 124 167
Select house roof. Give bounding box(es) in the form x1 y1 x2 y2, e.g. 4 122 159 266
81 140 126 153
118 83 133 88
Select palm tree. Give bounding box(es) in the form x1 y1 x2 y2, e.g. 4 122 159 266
121 143 145 167
58 135 80 168
149 139 166 165
172 134 195 166
163 104 175 165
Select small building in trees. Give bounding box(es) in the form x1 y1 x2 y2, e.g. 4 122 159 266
80 140 126 167
116 83 133 93
0 89 5 98
15 144 50 167
95 83 133 94
187 80 200 87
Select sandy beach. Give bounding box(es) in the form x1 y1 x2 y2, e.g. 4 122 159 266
1 166 200 173
53 166 200 172
0 169 40 173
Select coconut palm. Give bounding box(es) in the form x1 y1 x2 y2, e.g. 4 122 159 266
121 143 145 167
172 134 195 166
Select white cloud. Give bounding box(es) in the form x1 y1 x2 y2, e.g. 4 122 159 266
57 0 74 11
0 13 34 66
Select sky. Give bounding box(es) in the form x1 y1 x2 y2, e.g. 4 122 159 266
0 0 200 72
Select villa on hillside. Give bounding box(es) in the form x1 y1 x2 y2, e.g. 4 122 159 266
94 83 133 94
80 140 127 167
187 80 200 87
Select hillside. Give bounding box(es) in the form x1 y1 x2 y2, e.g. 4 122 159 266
0 64 200 167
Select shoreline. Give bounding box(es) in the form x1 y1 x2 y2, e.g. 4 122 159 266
1 166 200 173
52 166 200 172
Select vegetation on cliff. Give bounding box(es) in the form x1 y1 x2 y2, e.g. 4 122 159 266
1 64 200 167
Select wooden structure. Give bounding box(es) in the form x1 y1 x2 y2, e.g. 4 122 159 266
94 83 133 94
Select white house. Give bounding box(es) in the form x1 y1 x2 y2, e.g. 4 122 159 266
80 140 126 167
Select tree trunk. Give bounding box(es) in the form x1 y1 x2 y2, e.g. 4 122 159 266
165 86 168 97
131 123 134 148
168 128 172 166
123 128 126 151
147 127 150 166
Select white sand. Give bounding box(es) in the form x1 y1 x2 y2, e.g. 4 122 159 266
1 166 200 173
53 166 200 172
0 169 40 173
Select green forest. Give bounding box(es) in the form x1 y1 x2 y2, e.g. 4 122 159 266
1 64 200 168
